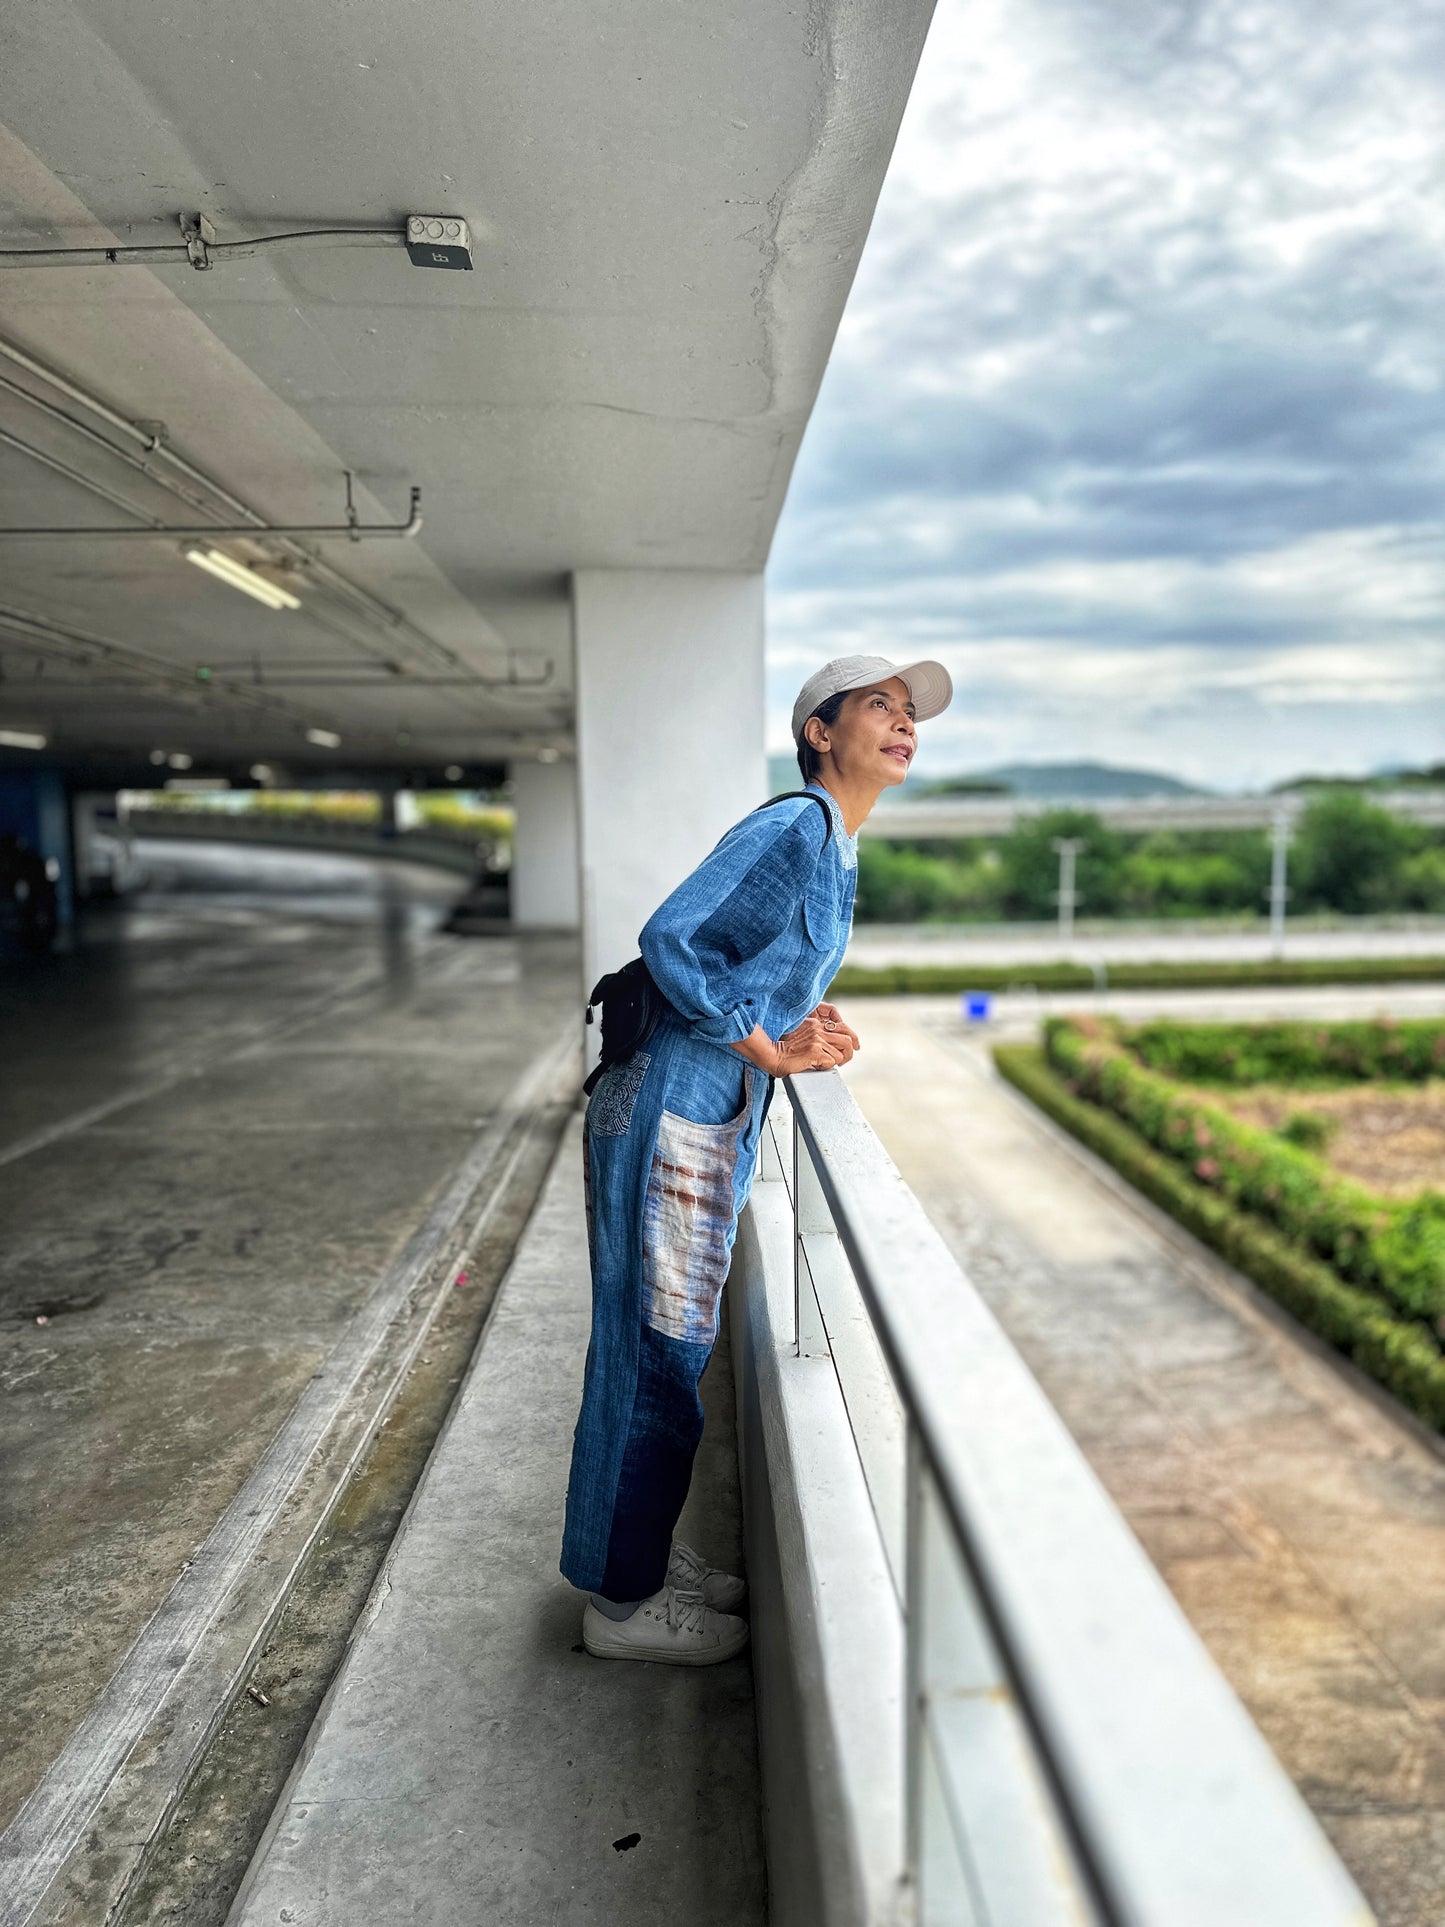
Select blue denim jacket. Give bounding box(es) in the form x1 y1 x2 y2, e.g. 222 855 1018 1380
638 779 857 1052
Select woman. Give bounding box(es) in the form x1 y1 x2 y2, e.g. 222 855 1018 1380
560 652 953 1663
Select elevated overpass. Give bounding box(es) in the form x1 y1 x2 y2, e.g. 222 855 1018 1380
866 787 1445 838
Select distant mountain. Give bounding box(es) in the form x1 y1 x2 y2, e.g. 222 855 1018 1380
768 753 1009 796
768 754 1207 800
916 761 1206 800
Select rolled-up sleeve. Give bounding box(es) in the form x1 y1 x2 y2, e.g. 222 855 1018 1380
638 801 826 1045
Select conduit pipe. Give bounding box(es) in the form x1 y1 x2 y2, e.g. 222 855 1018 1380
0 603 339 733
0 396 434 675
0 332 545 697
0 227 401 271
0 425 161 524
0 407 554 695
0 484 424 541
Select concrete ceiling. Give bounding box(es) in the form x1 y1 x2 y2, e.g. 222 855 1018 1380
0 0 934 779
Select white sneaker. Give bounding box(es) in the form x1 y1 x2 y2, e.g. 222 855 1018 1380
667 1537 747 1613
582 1584 749 1666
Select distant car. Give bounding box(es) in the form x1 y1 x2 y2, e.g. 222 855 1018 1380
0 833 59 955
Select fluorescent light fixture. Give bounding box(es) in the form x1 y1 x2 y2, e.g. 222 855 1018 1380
305 727 342 749
167 751 193 770
184 545 301 611
0 728 47 750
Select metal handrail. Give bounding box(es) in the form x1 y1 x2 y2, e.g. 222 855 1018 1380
780 1068 1373 1926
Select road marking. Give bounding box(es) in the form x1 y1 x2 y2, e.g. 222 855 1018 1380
0 1023 579 1927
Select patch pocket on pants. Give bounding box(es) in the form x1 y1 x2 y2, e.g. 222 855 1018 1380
641 1088 750 1345
588 1050 651 1136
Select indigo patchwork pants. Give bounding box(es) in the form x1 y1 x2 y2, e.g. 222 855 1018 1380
560 1012 772 1602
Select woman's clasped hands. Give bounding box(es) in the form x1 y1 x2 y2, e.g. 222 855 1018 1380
773 1001 861 1076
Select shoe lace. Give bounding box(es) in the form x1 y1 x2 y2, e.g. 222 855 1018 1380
669 1539 706 1586
666 1585 707 1634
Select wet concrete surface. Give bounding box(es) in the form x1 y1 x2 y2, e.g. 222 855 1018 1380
0 846 581 1838
115 1083 576 1927
842 995 1445 1927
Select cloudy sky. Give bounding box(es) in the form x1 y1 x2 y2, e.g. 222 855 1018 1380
765 0 1445 792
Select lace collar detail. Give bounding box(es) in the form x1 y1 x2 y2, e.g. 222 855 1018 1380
804 782 858 870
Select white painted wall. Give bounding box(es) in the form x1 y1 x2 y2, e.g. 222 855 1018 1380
572 569 767 1049
508 760 580 929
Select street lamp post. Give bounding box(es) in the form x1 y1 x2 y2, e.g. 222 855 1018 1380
1051 836 1085 947
1266 811 1291 959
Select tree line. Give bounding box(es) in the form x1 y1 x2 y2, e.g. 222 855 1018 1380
856 790 1445 923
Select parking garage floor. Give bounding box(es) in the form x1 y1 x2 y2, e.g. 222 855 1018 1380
0 845 582 1901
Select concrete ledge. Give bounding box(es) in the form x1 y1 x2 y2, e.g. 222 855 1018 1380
731 1165 906 1927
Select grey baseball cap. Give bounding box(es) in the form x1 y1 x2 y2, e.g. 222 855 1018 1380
791 653 953 744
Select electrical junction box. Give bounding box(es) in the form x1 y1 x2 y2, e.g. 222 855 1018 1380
406 215 473 270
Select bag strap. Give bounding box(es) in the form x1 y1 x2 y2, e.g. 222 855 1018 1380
750 788 834 845
584 793 833 1025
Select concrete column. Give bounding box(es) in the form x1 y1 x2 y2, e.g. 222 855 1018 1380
572 569 767 1046
508 759 580 930
376 784 400 841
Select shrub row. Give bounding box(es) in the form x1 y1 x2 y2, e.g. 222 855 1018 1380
829 955 1445 997
1120 1016 1445 1086
1043 1018 1445 1324
993 1045 1445 1436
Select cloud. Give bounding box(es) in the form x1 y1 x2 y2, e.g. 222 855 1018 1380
767 0 1445 786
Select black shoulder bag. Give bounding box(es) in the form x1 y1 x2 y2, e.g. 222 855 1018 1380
582 789 834 1095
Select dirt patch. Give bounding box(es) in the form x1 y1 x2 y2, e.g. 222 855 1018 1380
1213 1081 1445 1199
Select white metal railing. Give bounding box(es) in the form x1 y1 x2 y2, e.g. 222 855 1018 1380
768 1071 1373 1927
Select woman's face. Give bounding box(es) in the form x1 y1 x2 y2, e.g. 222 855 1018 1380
811 676 917 788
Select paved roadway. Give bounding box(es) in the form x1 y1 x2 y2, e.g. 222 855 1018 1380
0 844 580 1868
841 992 1445 1927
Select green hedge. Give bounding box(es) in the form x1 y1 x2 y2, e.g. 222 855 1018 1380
1042 1018 1445 1323
993 1044 1445 1435
830 955 1445 996
1120 1016 1445 1085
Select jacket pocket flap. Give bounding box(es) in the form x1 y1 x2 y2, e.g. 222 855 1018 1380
801 883 835 946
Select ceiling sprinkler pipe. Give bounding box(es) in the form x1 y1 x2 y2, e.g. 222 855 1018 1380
0 487 424 541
